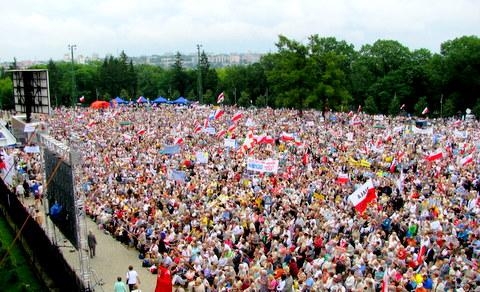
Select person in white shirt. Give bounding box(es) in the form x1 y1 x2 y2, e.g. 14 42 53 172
126 265 140 292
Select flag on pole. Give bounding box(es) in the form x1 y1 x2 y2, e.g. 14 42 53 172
79 96 85 103
357 105 362 113
216 129 226 138
426 150 443 162
174 137 184 145
214 109 225 120
217 92 225 104
459 154 473 166
400 103 406 110
381 267 389 292
389 158 397 173
422 107 429 115
137 129 146 135
227 124 237 133
336 173 349 184
348 179 376 213
280 132 295 142
231 112 243 123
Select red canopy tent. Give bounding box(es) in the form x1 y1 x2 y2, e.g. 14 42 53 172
90 100 110 109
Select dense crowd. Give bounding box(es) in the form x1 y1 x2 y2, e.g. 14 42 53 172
4 104 480 291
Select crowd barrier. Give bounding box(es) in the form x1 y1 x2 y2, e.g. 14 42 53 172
0 179 86 292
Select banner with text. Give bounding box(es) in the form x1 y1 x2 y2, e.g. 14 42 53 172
246 158 279 174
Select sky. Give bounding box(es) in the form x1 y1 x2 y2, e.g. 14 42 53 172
1 0 478 62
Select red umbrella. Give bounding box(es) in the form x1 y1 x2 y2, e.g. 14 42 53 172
90 100 110 109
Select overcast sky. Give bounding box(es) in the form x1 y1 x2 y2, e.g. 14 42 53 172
1 0 478 61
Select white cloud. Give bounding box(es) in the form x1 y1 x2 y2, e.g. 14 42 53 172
0 0 478 61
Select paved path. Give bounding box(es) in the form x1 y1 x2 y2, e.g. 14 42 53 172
25 198 157 292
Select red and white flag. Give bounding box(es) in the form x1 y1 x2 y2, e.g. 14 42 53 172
348 179 376 213
174 137 184 145
79 96 85 103
227 124 237 133
216 129 226 138
217 92 225 104
301 152 309 165
381 268 389 292
453 120 462 127
460 154 473 166
422 107 429 115
280 132 295 142
87 121 96 127
389 158 397 173
214 109 225 120
137 129 146 135
203 118 209 128
426 150 443 162
400 104 406 110
336 173 349 184
347 111 354 117
137 96 144 103
231 112 243 123
194 124 202 134
357 105 362 113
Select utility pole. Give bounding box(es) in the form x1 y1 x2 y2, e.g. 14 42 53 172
68 44 77 107
197 44 203 104
440 93 443 119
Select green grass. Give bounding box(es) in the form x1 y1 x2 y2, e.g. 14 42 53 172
0 214 46 292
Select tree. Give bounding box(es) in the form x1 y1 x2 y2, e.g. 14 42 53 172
414 96 429 116
170 52 189 97
364 96 378 114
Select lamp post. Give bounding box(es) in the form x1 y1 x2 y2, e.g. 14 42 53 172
197 44 203 104
68 44 77 107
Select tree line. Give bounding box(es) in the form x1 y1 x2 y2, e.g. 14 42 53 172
0 35 478 117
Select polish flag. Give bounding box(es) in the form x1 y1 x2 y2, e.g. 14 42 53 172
336 173 349 184
79 96 85 103
416 245 427 266
263 135 275 144
216 129 226 138
203 118 209 128
137 96 144 103
280 132 295 142
400 104 406 110
396 151 405 161
347 111 354 117
239 131 255 153
87 121 96 127
228 124 237 133
426 150 443 162
301 153 309 165
174 137 184 145
348 179 376 213
217 92 225 104
459 154 473 166
453 120 462 127
357 105 362 112
381 268 389 292
231 112 243 123
194 124 203 134
214 109 225 120
137 129 146 135
389 158 397 173
422 107 429 115
103 155 110 165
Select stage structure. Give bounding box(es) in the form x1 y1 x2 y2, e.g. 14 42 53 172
8 69 51 123
6 69 94 291
38 132 93 291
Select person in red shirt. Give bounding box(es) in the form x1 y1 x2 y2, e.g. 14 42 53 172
154 261 172 292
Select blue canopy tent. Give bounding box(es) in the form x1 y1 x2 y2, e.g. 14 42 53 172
136 96 148 103
152 96 168 104
112 96 128 104
170 97 190 105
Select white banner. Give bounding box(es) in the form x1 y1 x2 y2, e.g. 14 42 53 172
203 127 216 135
195 151 209 164
246 158 279 174
24 145 41 153
412 126 433 135
24 124 36 133
224 138 237 148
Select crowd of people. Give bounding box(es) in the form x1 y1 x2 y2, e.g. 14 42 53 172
3 103 480 291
